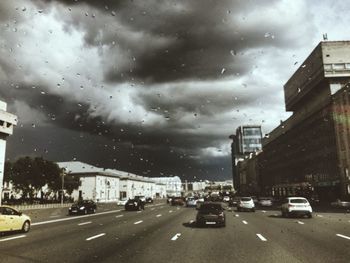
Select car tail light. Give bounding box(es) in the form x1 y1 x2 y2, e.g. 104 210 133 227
288 204 294 208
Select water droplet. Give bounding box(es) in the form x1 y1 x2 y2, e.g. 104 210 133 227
38 10 43 13
31 123 36 128
41 91 46 95
22 7 26 12
85 12 89 16
111 11 116 16
80 85 84 89
230 50 236 56
221 68 226 74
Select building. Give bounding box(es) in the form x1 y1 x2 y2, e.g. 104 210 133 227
259 41 350 201
152 176 182 197
0 100 17 205
230 125 262 192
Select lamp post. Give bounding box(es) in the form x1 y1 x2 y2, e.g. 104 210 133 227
61 171 65 205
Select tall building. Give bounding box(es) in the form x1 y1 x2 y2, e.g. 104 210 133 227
230 125 262 192
259 41 350 201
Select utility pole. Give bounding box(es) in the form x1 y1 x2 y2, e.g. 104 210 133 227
0 101 17 206
61 171 65 205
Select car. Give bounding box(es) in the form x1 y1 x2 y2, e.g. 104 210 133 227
237 197 255 212
146 197 154 203
222 196 230 202
196 202 226 227
281 197 312 218
134 196 146 203
171 197 185 206
0 206 31 233
68 200 97 215
186 197 198 207
330 199 350 208
258 197 273 207
229 196 240 207
117 198 128 206
125 198 144 211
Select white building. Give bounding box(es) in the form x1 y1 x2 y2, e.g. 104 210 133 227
0 100 17 205
152 176 182 197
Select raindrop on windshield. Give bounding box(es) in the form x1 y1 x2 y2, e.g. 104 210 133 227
111 11 116 16
221 68 226 74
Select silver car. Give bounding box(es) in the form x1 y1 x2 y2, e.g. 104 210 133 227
237 197 255 212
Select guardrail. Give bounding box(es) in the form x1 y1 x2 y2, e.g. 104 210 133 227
11 203 73 211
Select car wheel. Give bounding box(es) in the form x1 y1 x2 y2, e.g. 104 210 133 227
84 209 88 215
307 212 312 218
22 221 30 233
252 208 255 212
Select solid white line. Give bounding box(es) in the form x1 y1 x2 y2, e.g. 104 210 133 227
171 233 181 241
115 215 124 218
86 233 105 241
256 234 267 241
134 220 143 225
242 220 248 224
156 214 162 217
78 221 92 226
0 235 26 242
297 221 305 225
336 234 350 240
32 209 123 226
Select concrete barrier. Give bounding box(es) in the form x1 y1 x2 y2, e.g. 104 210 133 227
12 203 73 211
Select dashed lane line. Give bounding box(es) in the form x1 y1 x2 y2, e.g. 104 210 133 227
32 209 123 226
297 221 305 225
78 221 92 226
261 210 266 213
316 215 324 218
256 234 267 242
134 220 143 225
137 211 142 213
169 210 173 213
242 220 248 225
336 234 350 240
235 214 239 217
0 235 26 242
156 214 162 217
115 215 124 218
171 233 181 241
86 233 106 241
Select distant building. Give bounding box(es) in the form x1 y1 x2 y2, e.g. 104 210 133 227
152 176 182 197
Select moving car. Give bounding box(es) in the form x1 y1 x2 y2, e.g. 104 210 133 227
69 200 97 215
330 199 350 208
186 197 198 207
0 206 31 233
125 198 144 211
258 197 273 207
196 202 226 227
229 196 240 207
281 197 312 218
134 196 146 203
146 197 154 203
237 197 255 212
171 197 185 206
223 196 230 202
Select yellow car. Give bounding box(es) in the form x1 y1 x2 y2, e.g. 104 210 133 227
0 206 31 233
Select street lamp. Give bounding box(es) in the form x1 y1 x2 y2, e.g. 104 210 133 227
61 170 65 205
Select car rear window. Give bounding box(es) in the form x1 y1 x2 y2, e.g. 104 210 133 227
290 199 308 203
241 197 252 201
199 203 223 211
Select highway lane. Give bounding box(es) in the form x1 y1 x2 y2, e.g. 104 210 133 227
0 204 350 263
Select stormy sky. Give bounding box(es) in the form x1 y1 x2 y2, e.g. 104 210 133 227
0 0 349 181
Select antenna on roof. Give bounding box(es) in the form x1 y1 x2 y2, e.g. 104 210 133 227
323 33 328 41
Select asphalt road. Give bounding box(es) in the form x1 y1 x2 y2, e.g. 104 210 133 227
1 203 350 263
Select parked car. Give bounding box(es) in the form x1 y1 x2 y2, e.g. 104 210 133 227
229 196 240 207
237 197 255 212
186 197 198 207
258 197 273 207
196 202 226 227
69 200 97 215
134 196 146 203
0 206 31 233
146 197 154 203
281 197 312 218
171 197 185 206
125 198 144 211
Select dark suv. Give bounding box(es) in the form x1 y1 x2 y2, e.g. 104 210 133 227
196 202 226 227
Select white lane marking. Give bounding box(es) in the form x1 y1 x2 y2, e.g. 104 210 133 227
137 211 142 213
242 220 248 225
177 207 180 210
256 234 267 242
169 210 173 213
134 220 143 225
261 210 266 213
235 214 239 217
78 221 92 226
0 235 26 242
151 208 155 211
171 233 181 241
189 220 194 224
297 221 304 225
32 209 123 226
317 215 324 218
336 234 350 240
115 215 124 218
156 214 162 217
86 233 106 241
